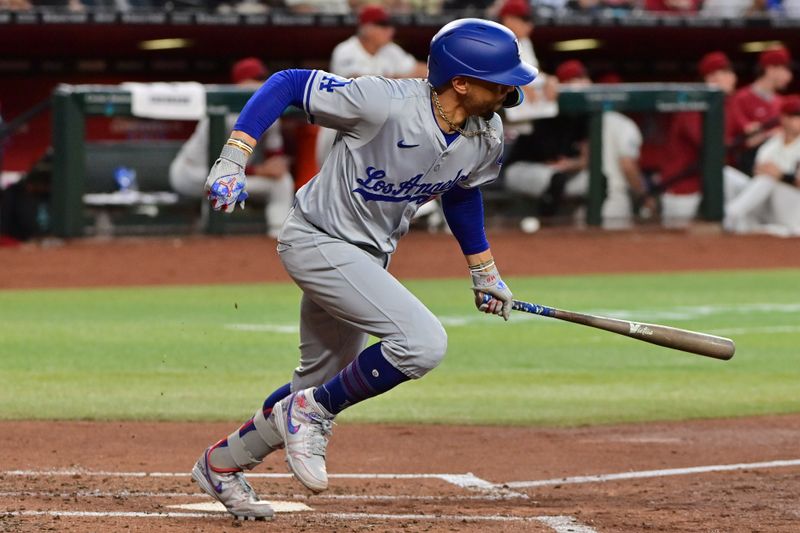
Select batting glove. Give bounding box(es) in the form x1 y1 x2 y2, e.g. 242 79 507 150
205 144 250 213
470 262 513 321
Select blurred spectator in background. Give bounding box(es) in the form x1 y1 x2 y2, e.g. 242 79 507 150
567 0 635 14
169 58 294 238
503 60 590 227
506 60 651 230
284 0 351 14
316 3 425 166
594 74 653 230
701 0 760 17
497 0 558 140
724 95 800 236
0 0 32 10
728 46 793 174
644 0 701 14
378 0 444 14
329 4 426 79
786 0 800 17
659 51 750 228
443 0 497 12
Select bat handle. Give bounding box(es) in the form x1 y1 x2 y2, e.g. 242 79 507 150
480 294 556 317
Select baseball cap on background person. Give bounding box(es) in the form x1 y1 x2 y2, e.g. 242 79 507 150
698 51 732 77
555 60 589 83
759 46 791 68
499 0 532 20
358 4 392 26
780 95 800 116
231 57 268 84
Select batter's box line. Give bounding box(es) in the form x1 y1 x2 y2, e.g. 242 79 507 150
0 469 527 500
494 458 800 489
4 510 598 532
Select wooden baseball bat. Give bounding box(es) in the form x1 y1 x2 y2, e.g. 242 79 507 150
507 298 735 360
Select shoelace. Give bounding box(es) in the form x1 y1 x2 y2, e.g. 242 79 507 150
233 472 259 501
308 418 335 457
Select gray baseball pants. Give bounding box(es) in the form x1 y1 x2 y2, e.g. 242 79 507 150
276 209 448 390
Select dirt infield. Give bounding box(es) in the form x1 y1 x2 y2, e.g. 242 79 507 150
2 417 800 532
2 228 800 532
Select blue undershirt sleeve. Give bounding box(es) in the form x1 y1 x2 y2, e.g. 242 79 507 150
440 185 490 256
233 69 312 141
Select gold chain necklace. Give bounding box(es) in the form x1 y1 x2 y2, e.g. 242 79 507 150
430 84 492 138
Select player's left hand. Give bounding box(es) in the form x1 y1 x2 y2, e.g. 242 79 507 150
471 265 513 321
205 145 250 213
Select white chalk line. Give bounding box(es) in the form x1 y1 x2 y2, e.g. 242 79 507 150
535 515 599 533
4 510 226 519
0 470 524 501
440 473 527 499
501 458 800 489
4 510 595 531
2 471 511 500
3 470 457 479
0 490 520 502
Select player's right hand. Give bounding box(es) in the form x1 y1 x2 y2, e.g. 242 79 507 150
205 145 250 213
470 264 513 321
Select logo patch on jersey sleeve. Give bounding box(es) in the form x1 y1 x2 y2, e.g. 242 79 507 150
318 75 353 93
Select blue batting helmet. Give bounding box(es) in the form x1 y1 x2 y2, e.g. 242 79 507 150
427 18 538 90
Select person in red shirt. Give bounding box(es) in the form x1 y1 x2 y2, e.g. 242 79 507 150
659 51 747 228
728 46 793 174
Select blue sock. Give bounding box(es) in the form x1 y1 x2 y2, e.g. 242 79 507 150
313 343 410 415
237 382 291 439
261 382 292 414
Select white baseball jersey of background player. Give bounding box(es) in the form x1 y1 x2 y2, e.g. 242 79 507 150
600 111 643 229
725 131 800 235
281 71 503 384
330 36 418 79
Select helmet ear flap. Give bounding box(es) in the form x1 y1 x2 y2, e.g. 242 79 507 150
502 86 524 108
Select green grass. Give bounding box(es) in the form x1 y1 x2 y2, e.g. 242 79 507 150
1 269 799 426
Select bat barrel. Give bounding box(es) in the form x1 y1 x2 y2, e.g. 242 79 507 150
554 309 736 360
508 299 735 361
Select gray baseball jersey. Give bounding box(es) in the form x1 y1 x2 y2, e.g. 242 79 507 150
276 71 505 386
295 71 504 254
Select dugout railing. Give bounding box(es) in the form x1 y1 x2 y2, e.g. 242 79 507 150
50 83 725 237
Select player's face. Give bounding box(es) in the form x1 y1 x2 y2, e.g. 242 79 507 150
705 69 736 94
767 65 793 91
365 23 395 48
463 78 515 119
501 15 533 39
781 114 800 137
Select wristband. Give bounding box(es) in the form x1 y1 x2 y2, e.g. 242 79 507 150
225 137 254 155
781 174 797 186
468 259 495 273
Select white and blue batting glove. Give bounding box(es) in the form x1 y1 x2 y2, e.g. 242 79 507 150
470 264 513 321
205 144 250 213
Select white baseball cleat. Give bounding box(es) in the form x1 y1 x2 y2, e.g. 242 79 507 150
272 387 334 492
191 447 274 521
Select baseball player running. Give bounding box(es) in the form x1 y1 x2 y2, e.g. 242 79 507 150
191 18 537 521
